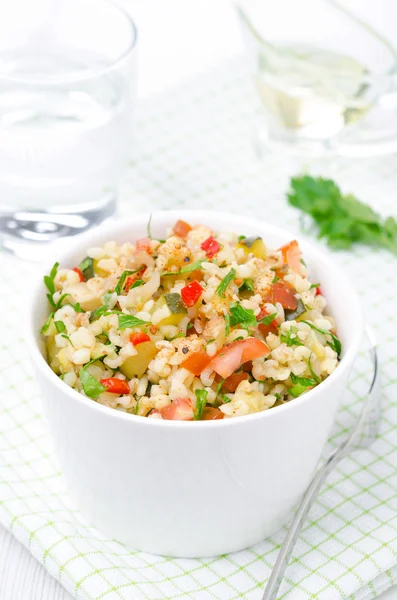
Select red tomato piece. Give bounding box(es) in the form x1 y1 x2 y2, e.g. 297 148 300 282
256 308 279 337
173 220 192 238
100 378 130 395
209 338 270 379
181 280 203 307
161 398 194 420
201 236 221 258
266 281 298 310
315 286 322 296
72 267 85 282
125 267 146 292
221 371 249 392
278 240 301 274
136 237 152 253
181 351 211 375
202 407 224 420
130 332 151 346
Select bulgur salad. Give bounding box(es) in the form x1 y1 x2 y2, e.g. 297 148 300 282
41 219 341 420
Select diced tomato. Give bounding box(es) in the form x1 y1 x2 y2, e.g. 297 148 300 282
130 332 151 346
125 267 146 292
100 378 130 395
256 308 279 337
72 267 85 282
202 407 224 420
181 280 203 307
173 220 192 238
315 286 322 296
278 240 301 274
181 351 211 375
160 397 194 420
242 360 252 373
201 236 221 258
221 371 249 392
136 237 152 253
265 281 298 310
209 338 270 379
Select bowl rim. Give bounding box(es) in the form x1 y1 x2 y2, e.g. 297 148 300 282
27 210 363 429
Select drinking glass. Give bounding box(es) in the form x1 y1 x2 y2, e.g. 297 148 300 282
235 0 397 157
0 0 137 259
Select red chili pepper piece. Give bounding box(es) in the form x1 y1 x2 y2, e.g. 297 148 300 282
73 267 85 282
130 332 151 346
100 378 130 395
201 236 221 258
316 286 322 296
181 280 203 307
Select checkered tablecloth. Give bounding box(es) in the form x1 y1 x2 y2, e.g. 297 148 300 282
1 57 397 600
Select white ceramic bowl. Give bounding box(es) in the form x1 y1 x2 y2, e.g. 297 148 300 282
27 211 362 558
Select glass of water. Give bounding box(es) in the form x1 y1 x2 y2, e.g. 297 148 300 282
236 0 397 157
0 0 137 258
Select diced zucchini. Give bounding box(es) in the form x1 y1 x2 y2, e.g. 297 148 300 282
164 293 187 315
237 236 267 259
285 299 306 321
120 341 159 378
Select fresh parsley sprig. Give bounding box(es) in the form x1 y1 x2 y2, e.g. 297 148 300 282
288 175 397 254
216 268 236 297
194 389 208 420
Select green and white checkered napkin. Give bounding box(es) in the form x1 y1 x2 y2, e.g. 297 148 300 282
1 57 397 600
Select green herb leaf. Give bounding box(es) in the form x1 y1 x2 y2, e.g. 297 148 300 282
239 278 255 293
259 312 277 326
79 368 107 399
238 235 246 242
79 256 94 280
309 283 321 289
44 262 59 299
289 372 317 398
117 314 149 330
308 352 321 384
194 389 208 420
54 321 66 333
61 333 71 342
41 313 54 334
129 279 144 289
54 293 70 310
216 268 236 297
114 270 136 295
220 394 232 404
301 320 342 356
162 259 204 276
229 302 257 329
288 175 397 255
224 313 231 336
72 302 85 313
272 275 279 284
280 326 303 347
134 400 140 415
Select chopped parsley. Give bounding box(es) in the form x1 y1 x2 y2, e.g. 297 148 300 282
117 314 149 330
308 352 321 384
129 279 144 289
89 292 114 322
259 312 277 326
44 262 59 307
280 326 303 347
40 313 54 334
134 400 140 415
79 356 107 399
162 259 204 276
272 275 279 284
229 303 257 329
220 394 232 404
238 235 246 242
301 320 342 356
79 256 94 280
309 283 321 289
216 268 236 297
194 389 208 420
54 321 66 333
289 373 317 398
224 313 231 336
239 278 255 293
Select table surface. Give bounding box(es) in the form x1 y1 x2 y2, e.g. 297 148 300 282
1 0 396 598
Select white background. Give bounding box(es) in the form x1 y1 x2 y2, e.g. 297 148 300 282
0 0 396 598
